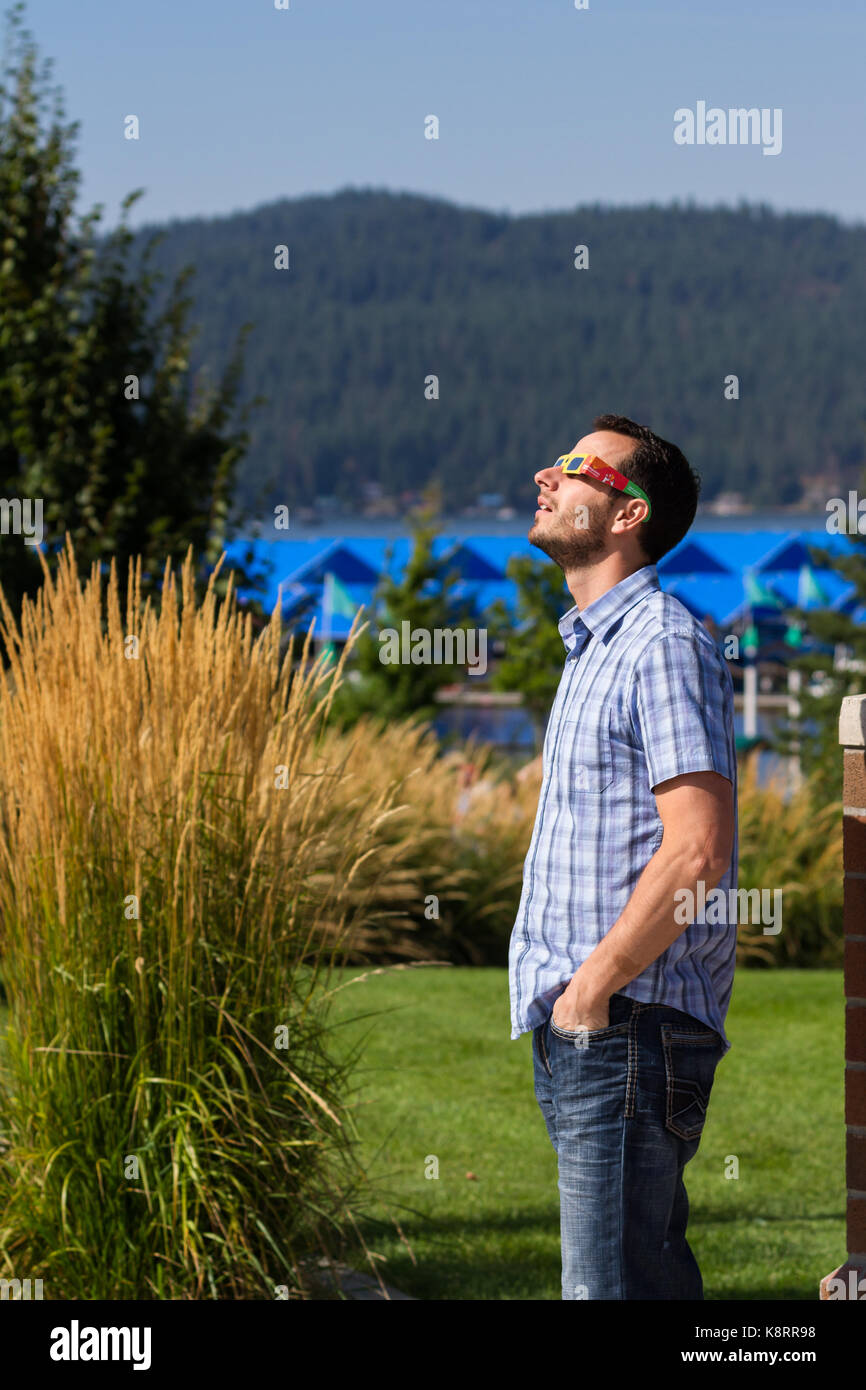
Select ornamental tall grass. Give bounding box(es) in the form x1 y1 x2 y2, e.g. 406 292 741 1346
735 753 843 966
315 718 539 965
0 539 404 1299
313 728 844 971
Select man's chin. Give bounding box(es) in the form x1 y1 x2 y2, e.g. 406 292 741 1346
528 517 606 570
529 516 558 555
528 516 552 547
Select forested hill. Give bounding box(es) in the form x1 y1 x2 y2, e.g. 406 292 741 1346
126 190 866 516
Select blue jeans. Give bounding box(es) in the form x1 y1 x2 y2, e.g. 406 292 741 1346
532 991 725 1300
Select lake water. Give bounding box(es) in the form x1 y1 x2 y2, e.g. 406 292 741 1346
286 510 829 540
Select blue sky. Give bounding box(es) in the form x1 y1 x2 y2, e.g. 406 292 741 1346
14 0 866 229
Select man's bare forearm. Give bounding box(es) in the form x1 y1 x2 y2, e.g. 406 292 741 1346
572 841 731 1008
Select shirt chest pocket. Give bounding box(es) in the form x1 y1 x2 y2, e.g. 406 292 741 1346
555 704 614 795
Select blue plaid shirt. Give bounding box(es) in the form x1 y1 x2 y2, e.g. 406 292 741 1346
508 563 738 1051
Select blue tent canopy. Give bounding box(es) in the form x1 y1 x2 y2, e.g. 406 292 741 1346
658 539 731 576
219 528 866 639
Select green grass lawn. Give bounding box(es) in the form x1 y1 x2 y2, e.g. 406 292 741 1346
0 967 846 1300
328 966 846 1300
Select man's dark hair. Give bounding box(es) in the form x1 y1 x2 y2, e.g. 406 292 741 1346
592 413 701 565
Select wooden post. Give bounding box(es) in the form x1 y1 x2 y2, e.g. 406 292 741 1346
820 694 866 1299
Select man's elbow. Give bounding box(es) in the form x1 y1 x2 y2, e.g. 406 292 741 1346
670 826 733 887
689 838 734 887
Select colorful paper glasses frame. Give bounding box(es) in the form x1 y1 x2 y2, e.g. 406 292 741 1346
555 450 652 521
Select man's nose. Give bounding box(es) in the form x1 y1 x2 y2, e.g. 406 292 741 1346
534 464 560 487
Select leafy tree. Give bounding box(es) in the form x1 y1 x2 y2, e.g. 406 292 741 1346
0 2 260 614
488 554 569 749
772 516 866 800
328 491 476 727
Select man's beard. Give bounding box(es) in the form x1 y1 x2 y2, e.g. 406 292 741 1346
529 500 611 570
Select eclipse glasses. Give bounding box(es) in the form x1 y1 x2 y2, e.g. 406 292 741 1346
555 450 652 521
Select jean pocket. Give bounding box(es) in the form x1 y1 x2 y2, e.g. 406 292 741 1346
549 1017 629 1046
660 1023 721 1140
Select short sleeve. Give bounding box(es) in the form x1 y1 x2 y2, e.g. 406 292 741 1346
630 631 735 792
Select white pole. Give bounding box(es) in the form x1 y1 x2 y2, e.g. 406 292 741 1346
787 665 802 793
743 588 758 741
744 663 758 740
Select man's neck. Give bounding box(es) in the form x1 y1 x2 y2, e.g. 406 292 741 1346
564 552 647 612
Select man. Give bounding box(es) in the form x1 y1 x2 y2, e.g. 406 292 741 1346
508 413 737 1301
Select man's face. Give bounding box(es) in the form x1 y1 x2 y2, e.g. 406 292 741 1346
529 429 636 569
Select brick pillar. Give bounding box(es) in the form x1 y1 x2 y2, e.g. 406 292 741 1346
820 694 866 1300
